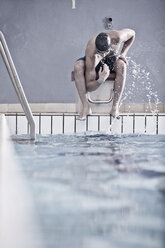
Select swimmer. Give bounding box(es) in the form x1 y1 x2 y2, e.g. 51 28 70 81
74 29 135 120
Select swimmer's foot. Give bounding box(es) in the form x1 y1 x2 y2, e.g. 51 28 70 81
76 107 92 121
110 105 120 119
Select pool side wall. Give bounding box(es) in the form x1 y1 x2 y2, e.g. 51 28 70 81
0 103 165 114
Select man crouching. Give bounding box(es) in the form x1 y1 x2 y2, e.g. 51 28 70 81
74 28 135 120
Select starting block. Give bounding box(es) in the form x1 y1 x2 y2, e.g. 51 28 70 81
71 71 114 114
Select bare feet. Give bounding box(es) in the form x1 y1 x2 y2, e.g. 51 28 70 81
76 106 92 121
111 105 120 119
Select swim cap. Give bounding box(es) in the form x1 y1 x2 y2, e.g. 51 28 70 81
95 33 111 52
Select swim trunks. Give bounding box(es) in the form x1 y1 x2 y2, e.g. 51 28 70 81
76 56 86 61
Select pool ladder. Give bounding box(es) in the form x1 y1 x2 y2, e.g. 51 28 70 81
0 31 35 140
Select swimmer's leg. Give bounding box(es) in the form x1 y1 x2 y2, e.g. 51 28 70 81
74 60 91 120
111 59 127 118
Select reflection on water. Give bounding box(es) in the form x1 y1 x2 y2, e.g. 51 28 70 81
13 133 165 248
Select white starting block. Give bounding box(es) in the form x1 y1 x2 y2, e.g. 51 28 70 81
71 71 114 114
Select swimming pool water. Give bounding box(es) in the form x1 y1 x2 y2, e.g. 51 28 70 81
13 133 165 248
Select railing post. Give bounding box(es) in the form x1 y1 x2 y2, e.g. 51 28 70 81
0 31 35 140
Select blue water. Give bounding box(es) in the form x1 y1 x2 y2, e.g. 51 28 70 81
13 133 165 248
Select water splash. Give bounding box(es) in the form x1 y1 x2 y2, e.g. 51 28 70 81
121 57 160 115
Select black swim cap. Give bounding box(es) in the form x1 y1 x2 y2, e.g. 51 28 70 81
95 32 111 52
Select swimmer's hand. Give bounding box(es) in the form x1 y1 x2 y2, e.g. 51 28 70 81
97 64 109 84
118 54 128 66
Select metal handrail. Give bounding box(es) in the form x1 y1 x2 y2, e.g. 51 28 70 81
0 31 35 140
87 90 114 104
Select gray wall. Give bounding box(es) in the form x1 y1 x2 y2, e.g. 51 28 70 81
0 0 165 104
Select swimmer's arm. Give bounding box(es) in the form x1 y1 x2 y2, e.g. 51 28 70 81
85 56 109 91
86 73 100 92
85 55 100 91
119 29 135 57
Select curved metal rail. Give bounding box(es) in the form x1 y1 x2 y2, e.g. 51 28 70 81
0 31 35 140
87 91 114 104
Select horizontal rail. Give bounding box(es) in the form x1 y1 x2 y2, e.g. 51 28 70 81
5 113 165 135
87 92 113 104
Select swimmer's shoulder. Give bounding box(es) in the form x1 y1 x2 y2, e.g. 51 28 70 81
117 29 136 40
105 30 121 43
106 29 135 42
86 36 96 48
85 37 96 57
